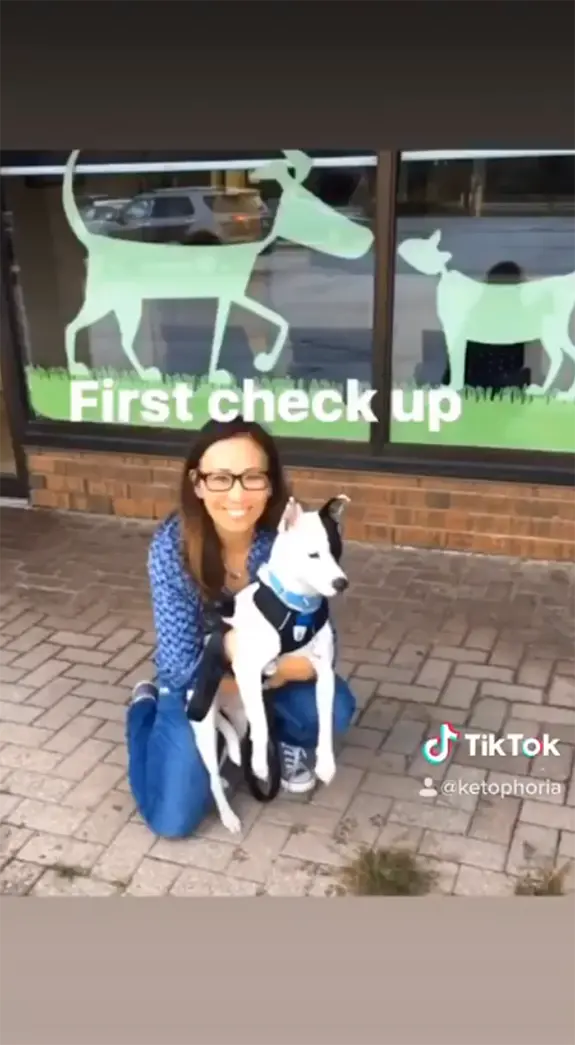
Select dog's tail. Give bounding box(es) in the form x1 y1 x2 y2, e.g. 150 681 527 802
62 150 92 248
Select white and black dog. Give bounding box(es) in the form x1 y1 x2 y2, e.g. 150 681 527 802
187 494 350 834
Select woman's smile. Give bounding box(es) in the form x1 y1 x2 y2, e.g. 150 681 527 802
224 508 248 519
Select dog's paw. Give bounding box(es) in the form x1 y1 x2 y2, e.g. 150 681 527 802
314 755 336 785
222 809 242 835
140 366 163 383
68 361 92 378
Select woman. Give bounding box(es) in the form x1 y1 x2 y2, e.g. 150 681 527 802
126 415 356 839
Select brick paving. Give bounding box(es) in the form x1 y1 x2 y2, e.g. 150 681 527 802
0 504 574 898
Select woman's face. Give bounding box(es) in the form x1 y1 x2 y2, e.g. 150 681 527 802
193 435 271 538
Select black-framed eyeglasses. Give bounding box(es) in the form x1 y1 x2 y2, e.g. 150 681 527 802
194 469 270 492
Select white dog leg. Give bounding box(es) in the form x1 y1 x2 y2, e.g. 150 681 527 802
233 659 270 783
218 700 248 748
215 712 242 767
313 666 336 785
191 705 241 834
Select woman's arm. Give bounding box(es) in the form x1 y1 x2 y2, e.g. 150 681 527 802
264 655 317 689
147 519 205 699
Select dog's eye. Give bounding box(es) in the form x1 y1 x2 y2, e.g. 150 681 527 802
308 552 320 559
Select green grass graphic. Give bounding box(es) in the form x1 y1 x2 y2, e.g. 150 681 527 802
25 366 575 452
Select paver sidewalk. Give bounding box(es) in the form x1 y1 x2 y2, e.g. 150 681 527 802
0 505 573 897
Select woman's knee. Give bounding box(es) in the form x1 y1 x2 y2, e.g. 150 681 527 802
144 755 212 839
149 778 211 839
128 702 213 839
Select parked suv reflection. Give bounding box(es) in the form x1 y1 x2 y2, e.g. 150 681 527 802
80 199 130 234
107 186 272 246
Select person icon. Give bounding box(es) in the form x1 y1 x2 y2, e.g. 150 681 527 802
419 776 438 798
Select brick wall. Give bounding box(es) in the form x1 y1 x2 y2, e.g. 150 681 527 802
26 449 575 561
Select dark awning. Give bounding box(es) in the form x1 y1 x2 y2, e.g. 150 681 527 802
2 3 573 152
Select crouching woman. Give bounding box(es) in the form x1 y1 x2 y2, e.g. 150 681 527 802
126 416 356 839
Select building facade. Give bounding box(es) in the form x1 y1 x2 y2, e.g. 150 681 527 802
1 5 574 562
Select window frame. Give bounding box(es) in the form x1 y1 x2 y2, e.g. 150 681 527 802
1 151 573 489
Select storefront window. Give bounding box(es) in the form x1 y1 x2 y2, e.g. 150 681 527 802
1 151 376 442
391 150 575 453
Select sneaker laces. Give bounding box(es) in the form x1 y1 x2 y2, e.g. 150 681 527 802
281 744 308 777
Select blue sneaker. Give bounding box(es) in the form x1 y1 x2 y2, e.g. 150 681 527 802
279 744 316 794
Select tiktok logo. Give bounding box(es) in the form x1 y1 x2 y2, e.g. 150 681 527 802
422 723 460 765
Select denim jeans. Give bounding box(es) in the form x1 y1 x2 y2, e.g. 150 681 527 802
126 677 356 839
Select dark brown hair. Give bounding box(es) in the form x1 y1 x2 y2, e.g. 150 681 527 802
179 416 290 600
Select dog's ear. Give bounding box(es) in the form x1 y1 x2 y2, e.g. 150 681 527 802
319 494 350 527
277 497 303 533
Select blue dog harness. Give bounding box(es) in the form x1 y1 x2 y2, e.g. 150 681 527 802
253 571 329 656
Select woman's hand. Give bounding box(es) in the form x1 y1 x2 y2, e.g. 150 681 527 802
263 655 317 690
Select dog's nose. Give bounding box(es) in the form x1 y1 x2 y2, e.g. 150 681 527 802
332 577 349 593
